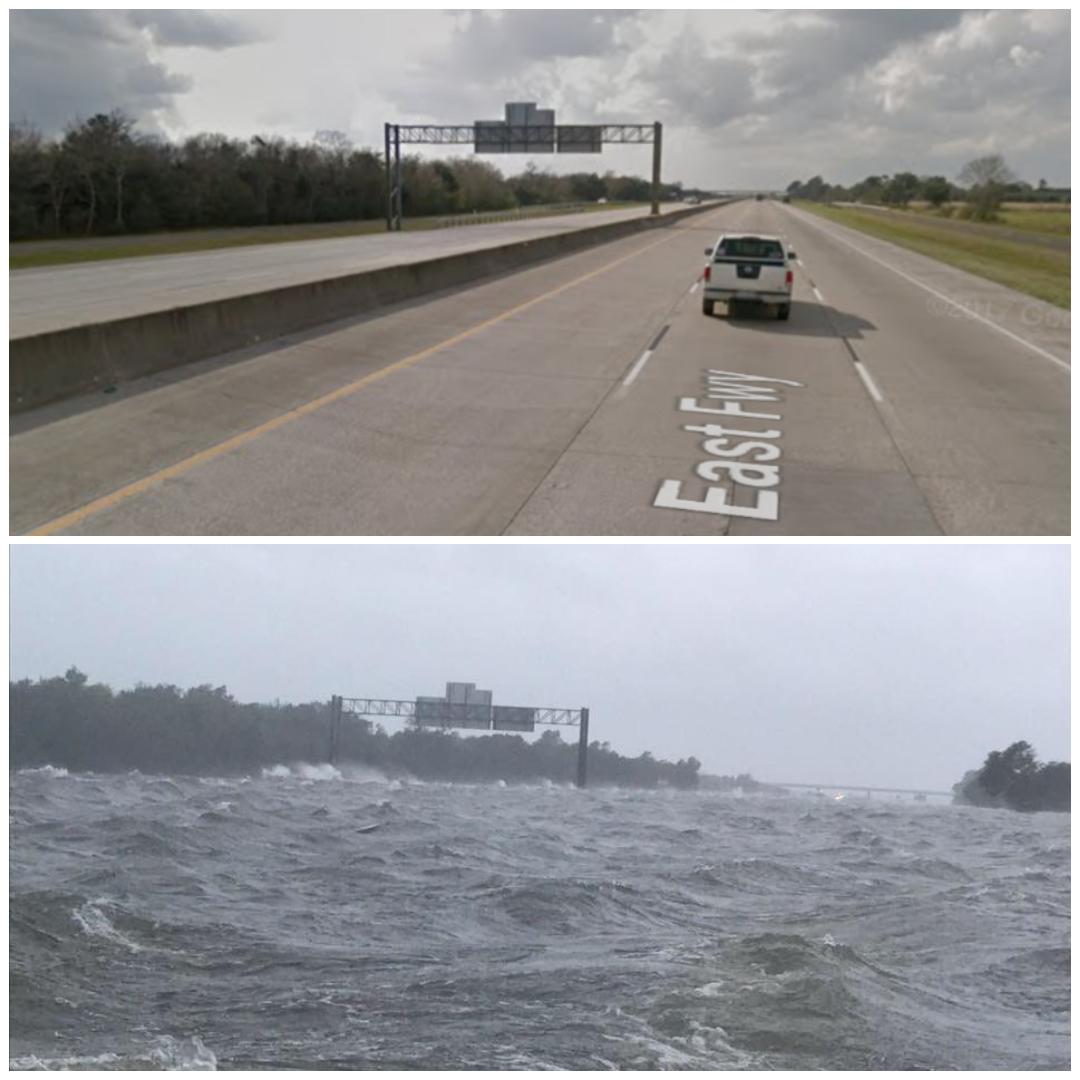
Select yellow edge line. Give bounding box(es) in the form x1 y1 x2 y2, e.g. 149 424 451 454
29 219 701 535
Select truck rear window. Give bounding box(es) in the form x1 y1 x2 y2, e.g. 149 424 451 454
717 238 784 260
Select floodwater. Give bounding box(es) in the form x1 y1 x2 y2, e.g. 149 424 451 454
9 765 1070 1069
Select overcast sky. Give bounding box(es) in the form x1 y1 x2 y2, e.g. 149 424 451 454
8 9 1070 188
9 544 1069 790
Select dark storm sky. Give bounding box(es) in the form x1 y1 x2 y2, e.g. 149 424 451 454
9 543 1069 789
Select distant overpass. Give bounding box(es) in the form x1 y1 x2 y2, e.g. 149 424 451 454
711 190 783 198
770 782 953 798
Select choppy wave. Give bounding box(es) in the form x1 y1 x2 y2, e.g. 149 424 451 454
70 899 143 954
17 765 70 779
11 1034 217 1071
9 766 1070 1069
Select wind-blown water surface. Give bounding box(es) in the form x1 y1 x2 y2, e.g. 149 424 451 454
10 765 1069 1069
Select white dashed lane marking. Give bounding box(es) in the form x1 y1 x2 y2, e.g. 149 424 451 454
623 349 654 387
622 325 671 388
854 361 885 403
799 258 884 405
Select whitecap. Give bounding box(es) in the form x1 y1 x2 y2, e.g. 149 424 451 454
71 899 142 953
260 762 342 781
149 1035 217 1070
260 764 292 779
296 763 342 781
10 1051 122 1070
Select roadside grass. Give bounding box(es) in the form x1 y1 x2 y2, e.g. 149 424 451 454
796 202 1069 309
10 202 645 270
996 207 1070 236
902 200 1070 237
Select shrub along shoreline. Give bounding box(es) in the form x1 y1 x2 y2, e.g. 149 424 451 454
953 741 1069 812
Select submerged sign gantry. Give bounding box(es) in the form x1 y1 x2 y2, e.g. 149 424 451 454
329 682 591 786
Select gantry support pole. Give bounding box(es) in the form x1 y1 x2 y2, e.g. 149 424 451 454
328 694 343 764
650 121 662 216
384 124 393 232
392 125 403 231
576 707 590 788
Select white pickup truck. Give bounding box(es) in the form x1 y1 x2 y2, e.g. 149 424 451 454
702 233 796 320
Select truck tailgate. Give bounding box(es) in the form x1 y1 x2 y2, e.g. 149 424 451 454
710 256 787 293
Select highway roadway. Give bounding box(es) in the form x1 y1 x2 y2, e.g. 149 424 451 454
11 200 1069 535
10 203 689 339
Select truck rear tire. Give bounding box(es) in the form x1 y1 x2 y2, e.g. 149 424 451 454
777 304 791 321
702 299 715 317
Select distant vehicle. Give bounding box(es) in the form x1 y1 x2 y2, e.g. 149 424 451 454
781 195 791 204
684 195 700 205
755 193 764 201
701 233 796 321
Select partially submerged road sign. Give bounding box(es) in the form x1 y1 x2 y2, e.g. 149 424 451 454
333 686 590 784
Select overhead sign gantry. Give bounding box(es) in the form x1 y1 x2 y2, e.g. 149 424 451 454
384 101 663 230
329 681 591 787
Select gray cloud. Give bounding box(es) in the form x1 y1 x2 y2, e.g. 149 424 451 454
128 9 262 50
730 10 965 108
391 9 649 125
8 10 1070 186
635 28 758 130
9 10 261 134
450 10 637 70
383 9 1068 185
628 9 1069 185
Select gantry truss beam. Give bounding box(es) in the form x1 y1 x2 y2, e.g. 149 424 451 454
394 124 656 145
339 696 583 726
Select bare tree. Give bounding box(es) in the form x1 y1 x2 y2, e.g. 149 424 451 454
9 124 46 235
958 154 1015 221
44 144 76 234
62 111 136 233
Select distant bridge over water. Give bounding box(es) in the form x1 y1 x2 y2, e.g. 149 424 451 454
770 782 953 799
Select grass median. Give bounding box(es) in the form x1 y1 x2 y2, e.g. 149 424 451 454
796 202 1069 309
10 202 645 271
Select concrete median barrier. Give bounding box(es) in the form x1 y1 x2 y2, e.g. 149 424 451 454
10 201 726 414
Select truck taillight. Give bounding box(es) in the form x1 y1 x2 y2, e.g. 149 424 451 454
785 270 794 286
704 265 711 282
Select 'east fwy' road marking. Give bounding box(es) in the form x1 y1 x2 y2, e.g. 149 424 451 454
653 369 804 521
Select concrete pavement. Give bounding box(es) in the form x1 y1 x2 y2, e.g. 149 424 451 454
11 200 1069 535
10 203 691 338
11 202 711 413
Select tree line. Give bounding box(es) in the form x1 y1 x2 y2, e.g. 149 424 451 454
9 111 684 241
953 741 1069 812
786 155 1069 221
9 669 702 788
